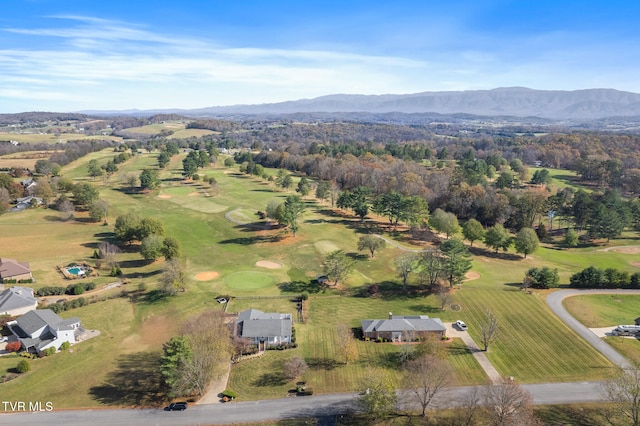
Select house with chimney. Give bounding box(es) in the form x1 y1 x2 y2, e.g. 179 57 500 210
361 312 446 342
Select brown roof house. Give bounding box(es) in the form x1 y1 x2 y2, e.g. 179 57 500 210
0 258 33 283
361 313 446 342
7 309 81 354
235 308 292 350
0 286 37 316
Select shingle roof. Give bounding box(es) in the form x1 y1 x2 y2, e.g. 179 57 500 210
361 316 446 333
0 286 37 314
241 318 292 338
14 309 80 337
0 258 31 279
236 309 292 338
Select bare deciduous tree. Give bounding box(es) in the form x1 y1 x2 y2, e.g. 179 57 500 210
483 379 540 426
98 241 121 269
480 309 499 351
283 356 308 381
601 368 640 426
57 199 75 221
456 386 481 426
403 354 454 417
436 285 452 310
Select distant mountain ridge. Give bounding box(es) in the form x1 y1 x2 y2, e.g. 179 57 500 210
75 87 640 121
185 87 640 120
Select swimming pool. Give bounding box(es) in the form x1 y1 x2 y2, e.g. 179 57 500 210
66 266 85 275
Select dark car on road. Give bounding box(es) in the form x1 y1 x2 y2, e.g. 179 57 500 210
165 402 187 411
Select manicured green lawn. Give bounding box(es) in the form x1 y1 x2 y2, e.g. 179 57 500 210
564 294 640 327
455 285 616 382
0 149 635 407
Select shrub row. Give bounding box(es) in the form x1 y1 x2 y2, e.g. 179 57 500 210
1 279 34 284
570 266 640 289
266 343 298 350
37 282 97 297
48 297 87 313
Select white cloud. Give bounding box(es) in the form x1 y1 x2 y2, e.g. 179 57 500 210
2 14 640 112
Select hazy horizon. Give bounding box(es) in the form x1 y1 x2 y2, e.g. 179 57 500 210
2 1 640 113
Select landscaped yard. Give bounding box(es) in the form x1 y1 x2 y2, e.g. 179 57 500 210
0 147 635 408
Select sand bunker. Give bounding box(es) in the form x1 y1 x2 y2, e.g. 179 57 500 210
256 260 282 269
464 271 481 281
157 194 172 199
194 271 220 281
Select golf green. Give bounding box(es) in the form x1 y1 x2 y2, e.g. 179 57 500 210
224 270 276 290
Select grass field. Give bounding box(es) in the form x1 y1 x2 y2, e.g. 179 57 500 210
0 149 634 407
564 294 640 328
564 294 640 368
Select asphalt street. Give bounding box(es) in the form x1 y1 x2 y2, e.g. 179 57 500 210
2 288 639 425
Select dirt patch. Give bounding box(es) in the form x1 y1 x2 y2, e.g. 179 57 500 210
256 260 282 269
464 271 481 281
188 191 200 197
611 247 640 254
194 271 220 281
122 315 177 352
157 194 171 199
631 261 640 268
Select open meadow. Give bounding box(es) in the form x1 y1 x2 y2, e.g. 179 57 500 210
0 148 637 407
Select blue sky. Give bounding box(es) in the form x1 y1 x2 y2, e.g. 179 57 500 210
2 0 640 113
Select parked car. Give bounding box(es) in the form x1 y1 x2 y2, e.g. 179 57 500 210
164 402 187 411
455 320 468 331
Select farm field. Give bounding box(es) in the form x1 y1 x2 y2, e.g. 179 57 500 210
0 131 121 144
0 148 635 408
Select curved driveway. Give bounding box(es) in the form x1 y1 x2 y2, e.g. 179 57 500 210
546 289 640 370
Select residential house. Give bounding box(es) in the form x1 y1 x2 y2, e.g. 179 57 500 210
7 309 81 354
0 258 33 282
235 308 292 350
20 177 36 192
0 286 37 316
361 312 446 342
10 196 42 212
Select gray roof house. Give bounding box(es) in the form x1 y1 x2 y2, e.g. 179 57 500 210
0 286 37 316
361 313 446 342
0 258 33 282
7 309 81 354
11 196 42 212
235 308 292 350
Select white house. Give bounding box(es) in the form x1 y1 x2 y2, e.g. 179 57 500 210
235 308 292 350
0 286 37 316
8 309 81 354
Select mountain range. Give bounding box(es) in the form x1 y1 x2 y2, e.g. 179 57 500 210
78 87 640 121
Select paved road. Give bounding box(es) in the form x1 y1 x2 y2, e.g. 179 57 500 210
2 288 636 425
0 381 605 426
546 288 640 370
